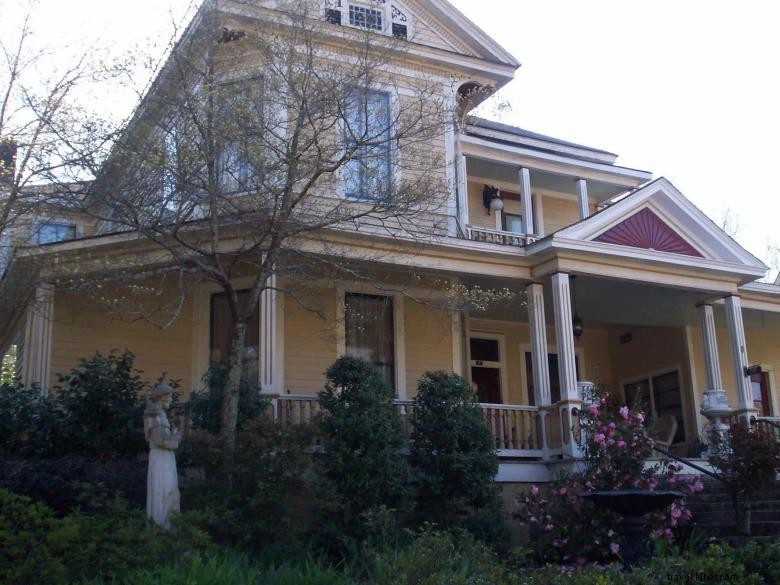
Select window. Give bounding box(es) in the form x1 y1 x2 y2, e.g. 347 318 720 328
343 90 391 199
349 4 383 30
623 370 686 444
344 292 395 386
502 213 525 234
525 352 580 405
37 222 76 245
210 290 260 380
216 77 264 192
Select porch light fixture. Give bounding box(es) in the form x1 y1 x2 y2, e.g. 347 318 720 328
571 275 584 340
482 185 503 215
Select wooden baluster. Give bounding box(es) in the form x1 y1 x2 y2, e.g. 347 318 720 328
496 409 505 449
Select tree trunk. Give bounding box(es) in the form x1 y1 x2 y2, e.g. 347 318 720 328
220 321 248 455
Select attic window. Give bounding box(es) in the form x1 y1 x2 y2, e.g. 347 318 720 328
349 4 383 31
325 1 411 38
392 23 407 39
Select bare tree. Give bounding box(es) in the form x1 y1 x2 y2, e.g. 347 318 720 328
75 0 461 453
0 1 119 306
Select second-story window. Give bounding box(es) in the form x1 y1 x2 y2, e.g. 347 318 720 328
216 77 264 193
37 222 76 245
343 90 391 200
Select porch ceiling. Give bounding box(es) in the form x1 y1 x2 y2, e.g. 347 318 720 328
469 275 708 329
467 158 630 201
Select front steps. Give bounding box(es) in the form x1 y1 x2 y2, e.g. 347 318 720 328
686 478 780 543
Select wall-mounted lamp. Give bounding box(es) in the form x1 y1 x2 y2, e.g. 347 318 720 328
482 185 504 215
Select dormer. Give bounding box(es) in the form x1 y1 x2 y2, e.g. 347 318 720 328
325 0 411 40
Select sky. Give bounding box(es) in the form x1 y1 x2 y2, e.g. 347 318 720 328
2 0 779 271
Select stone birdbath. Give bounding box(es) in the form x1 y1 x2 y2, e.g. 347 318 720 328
583 489 684 569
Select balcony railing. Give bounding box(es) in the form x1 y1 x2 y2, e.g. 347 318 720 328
276 395 544 458
465 225 536 247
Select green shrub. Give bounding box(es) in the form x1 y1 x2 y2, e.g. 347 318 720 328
187 363 269 435
0 488 203 585
710 421 780 500
89 551 357 585
317 356 410 547
54 349 178 459
367 527 513 585
0 458 147 513
182 416 313 553
0 382 60 458
410 371 504 545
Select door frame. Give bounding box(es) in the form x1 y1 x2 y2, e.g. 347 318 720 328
467 331 509 405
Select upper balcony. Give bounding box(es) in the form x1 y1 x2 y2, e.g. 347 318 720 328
454 118 653 248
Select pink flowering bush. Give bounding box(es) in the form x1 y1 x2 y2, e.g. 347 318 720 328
515 392 702 563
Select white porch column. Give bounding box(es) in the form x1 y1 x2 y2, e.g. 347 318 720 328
519 167 534 235
526 283 550 406
456 153 469 233
724 295 756 420
699 304 724 391
575 179 589 220
697 303 733 447
259 273 284 395
551 272 583 458
527 282 552 459
21 283 54 392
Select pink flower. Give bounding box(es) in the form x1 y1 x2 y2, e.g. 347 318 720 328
530 485 540 496
587 404 599 417
558 487 568 496
610 542 620 555
544 523 554 532
671 505 682 519
619 406 629 420
594 433 606 445
694 480 704 493
616 440 626 448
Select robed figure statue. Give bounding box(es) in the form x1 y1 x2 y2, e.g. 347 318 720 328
144 384 180 530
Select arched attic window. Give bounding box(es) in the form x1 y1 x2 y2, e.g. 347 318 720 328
325 0 411 39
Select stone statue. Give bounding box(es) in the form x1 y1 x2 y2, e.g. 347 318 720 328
144 384 181 530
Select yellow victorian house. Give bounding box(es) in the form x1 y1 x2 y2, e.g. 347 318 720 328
2 0 779 486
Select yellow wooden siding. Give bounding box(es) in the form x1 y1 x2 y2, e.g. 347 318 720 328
283 288 338 396
540 194 581 235
50 291 194 393
404 298 453 396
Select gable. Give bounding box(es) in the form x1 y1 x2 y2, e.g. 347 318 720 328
543 177 767 273
593 207 703 258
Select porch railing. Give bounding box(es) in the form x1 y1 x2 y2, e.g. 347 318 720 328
465 225 535 247
275 395 544 459
754 416 780 442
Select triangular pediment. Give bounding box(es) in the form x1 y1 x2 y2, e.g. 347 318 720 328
544 177 767 274
593 207 703 257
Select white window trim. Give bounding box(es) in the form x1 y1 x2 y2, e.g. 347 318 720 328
335 284 407 399
619 363 688 443
467 331 509 405
191 275 285 395
519 342 586 405
335 87 399 201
